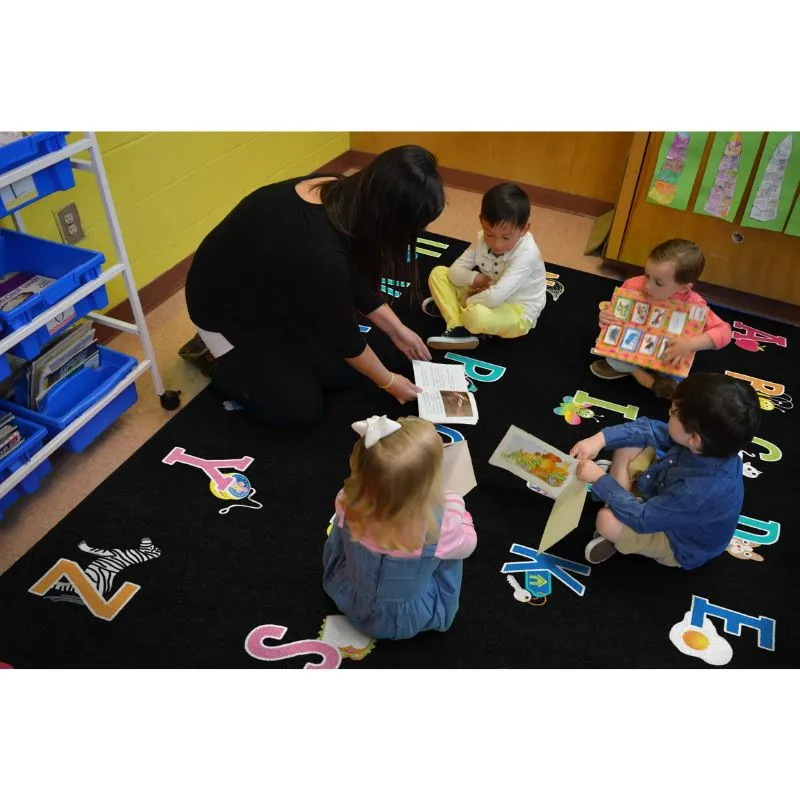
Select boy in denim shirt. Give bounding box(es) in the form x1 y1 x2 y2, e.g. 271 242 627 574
570 373 760 569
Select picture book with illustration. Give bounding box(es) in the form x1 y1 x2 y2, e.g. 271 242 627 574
489 424 589 552
590 287 708 378
488 424 576 500
412 360 478 425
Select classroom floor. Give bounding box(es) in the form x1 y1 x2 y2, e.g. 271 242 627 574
0 185 611 576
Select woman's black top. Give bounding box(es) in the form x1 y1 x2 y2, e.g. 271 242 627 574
185 175 384 358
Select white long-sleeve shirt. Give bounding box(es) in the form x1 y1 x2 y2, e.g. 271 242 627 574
447 230 547 325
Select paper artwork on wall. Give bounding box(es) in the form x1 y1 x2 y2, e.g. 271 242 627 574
741 132 800 232
693 132 763 222
646 132 709 211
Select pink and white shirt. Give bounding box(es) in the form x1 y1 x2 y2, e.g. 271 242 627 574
334 490 477 560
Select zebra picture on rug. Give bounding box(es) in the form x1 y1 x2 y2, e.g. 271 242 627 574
28 538 162 622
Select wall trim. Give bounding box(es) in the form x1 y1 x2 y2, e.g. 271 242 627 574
318 150 614 218
94 252 194 344
603 259 800 327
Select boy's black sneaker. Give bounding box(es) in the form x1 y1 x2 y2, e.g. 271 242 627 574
426 327 479 351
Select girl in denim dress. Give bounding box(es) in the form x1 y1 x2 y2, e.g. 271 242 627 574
323 415 477 640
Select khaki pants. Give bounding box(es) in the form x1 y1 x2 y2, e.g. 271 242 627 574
614 447 680 568
428 266 532 338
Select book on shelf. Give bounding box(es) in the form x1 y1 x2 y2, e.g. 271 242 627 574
0 271 56 314
1 322 99 412
0 132 28 147
590 287 708 379
30 323 98 411
412 360 478 425
0 411 23 461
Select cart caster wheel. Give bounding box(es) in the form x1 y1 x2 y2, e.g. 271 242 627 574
160 390 182 410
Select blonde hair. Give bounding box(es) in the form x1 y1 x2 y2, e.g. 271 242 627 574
343 416 444 552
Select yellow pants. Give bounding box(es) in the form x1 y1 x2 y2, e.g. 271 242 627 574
428 266 532 338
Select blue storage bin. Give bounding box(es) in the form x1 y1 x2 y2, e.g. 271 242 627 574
0 132 75 217
0 345 138 454
0 416 52 521
0 228 107 359
0 355 10 383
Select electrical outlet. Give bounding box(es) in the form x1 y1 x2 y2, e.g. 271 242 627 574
55 202 86 245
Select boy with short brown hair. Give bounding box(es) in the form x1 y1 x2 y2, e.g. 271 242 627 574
572 373 761 569
423 183 547 350
591 238 732 398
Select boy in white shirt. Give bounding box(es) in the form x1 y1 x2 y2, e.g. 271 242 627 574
424 183 547 350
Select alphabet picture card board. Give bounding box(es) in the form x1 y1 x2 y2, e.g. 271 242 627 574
591 287 708 378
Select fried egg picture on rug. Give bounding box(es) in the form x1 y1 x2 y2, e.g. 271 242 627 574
669 611 733 665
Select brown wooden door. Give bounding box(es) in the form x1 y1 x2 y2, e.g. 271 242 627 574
614 132 800 306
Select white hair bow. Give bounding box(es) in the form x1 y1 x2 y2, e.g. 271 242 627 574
351 415 402 449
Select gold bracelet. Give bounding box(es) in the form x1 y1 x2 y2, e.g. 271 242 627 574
378 373 396 390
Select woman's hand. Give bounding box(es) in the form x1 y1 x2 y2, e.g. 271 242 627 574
382 374 423 404
390 324 431 362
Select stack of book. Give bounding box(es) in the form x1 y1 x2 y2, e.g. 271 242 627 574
0 410 23 460
0 270 56 314
0 132 27 147
5 322 99 412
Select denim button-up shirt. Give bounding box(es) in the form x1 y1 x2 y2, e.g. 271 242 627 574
591 417 743 570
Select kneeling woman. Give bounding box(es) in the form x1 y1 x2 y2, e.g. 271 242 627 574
183 145 444 428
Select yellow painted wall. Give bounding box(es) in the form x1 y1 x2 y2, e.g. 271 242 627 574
4 132 349 308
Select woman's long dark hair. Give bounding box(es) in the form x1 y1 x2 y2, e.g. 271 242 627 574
319 145 445 303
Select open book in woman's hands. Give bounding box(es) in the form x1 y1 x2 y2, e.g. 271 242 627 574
412 360 478 425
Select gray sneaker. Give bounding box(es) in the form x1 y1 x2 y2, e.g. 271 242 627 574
584 535 617 564
427 326 479 351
